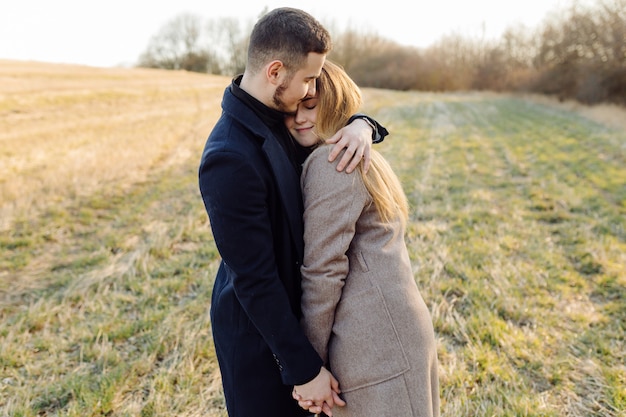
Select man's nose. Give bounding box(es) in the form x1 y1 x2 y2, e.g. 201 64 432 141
307 80 316 97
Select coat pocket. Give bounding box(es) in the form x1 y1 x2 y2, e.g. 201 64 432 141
328 286 410 392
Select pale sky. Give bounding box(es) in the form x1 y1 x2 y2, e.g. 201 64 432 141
1 0 571 68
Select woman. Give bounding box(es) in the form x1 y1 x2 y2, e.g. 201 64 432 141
287 60 440 417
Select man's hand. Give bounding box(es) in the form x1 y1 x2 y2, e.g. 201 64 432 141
326 118 372 174
292 367 346 416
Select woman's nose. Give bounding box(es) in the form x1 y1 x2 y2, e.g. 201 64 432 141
294 110 306 124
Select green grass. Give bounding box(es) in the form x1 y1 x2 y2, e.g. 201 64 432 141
1 86 625 416
379 92 625 416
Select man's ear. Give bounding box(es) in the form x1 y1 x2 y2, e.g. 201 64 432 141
266 60 284 85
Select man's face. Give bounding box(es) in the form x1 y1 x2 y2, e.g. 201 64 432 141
273 53 325 114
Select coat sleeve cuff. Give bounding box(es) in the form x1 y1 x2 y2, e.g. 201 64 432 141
347 113 389 144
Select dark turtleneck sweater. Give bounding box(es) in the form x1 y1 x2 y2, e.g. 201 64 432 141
230 75 311 174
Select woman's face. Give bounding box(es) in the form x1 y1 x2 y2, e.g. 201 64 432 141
285 96 320 147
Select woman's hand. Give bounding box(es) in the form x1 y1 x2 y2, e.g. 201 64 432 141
292 367 346 416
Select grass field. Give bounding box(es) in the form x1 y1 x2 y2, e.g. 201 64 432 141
1 60 624 417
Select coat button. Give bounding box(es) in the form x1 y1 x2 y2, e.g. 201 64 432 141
272 354 283 371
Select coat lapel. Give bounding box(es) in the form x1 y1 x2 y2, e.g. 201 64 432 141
262 137 304 260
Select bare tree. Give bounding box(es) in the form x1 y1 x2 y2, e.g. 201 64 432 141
329 25 376 71
139 13 218 73
206 17 250 76
533 0 626 104
135 1 625 106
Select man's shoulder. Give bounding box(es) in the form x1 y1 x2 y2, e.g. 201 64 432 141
202 126 259 166
210 93 270 146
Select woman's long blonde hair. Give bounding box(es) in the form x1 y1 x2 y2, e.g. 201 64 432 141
314 61 408 224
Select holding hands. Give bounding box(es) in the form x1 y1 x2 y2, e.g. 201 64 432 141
292 367 346 416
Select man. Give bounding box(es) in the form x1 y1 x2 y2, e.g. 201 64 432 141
198 7 386 417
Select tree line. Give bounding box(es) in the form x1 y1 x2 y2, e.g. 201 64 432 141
138 0 626 106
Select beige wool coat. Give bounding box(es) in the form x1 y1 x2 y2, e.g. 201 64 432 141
300 145 440 417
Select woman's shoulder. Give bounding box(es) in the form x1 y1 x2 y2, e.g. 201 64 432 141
302 144 352 174
307 143 333 159
301 144 366 196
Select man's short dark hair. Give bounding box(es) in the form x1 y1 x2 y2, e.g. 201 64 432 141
247 7 332 75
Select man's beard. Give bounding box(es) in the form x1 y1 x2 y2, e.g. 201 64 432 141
272 77 296 113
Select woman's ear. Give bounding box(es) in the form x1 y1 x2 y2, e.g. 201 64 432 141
266 60 284 85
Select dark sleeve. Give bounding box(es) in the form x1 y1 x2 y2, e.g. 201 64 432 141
199 148 323 385
347 113 389 144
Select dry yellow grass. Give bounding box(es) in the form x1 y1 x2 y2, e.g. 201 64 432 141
2 61 230 416
0 60 229 230
518 92 626 133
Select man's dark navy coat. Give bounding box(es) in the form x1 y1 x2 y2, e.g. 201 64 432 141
199 80 323 417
